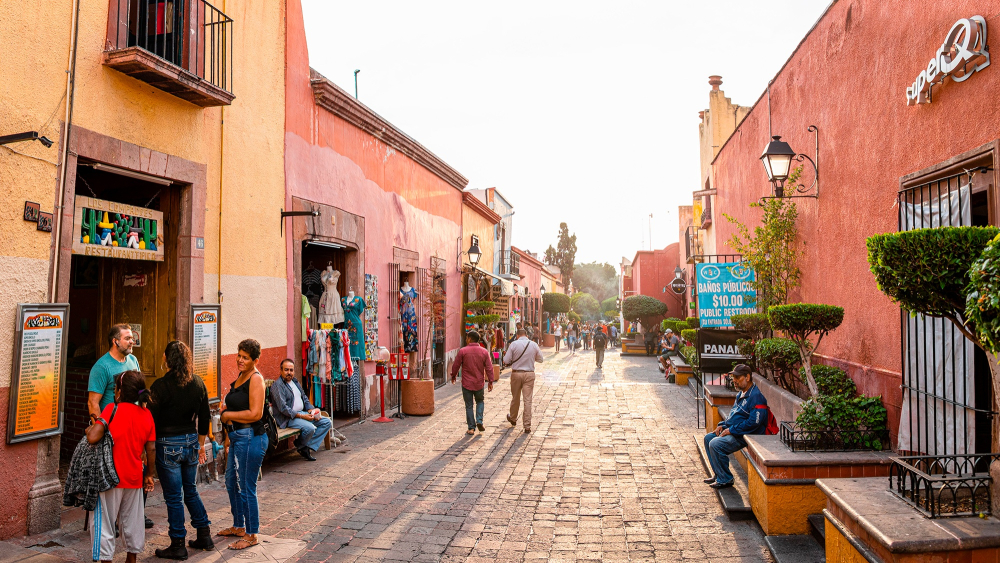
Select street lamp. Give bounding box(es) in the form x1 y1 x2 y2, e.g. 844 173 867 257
759 126 819 199
467 240 482 267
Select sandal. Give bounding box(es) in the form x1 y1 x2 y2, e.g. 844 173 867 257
466 429 475 435
217 527 245 537
228 534 258 550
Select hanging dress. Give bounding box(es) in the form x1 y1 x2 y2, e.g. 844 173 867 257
342 296 366 359
318 269 345 325
399 287 419 352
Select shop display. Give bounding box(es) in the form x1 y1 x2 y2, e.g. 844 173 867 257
318 264 344 325
342 292 366 359
399 282 418 353
302 262 324 316
364 274 379 361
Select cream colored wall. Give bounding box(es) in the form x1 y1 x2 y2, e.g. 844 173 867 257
697 86 749 258
462 205 497 275
0 0 289 374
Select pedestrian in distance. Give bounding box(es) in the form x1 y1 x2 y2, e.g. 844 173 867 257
610 324 618 348
87 323 154 529
271 359 333 461
218 339 268 550
148 340 214 559
552 323 562 353
582 324 592 351
567 322 577 355
593 324 609 369
451 331 495 435
87 370 155 563
703 365 768 489
504 329 543 434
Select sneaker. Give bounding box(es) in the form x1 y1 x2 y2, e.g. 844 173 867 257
658 365 665 373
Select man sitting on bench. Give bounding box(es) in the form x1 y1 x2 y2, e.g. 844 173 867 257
703 364 768 489
657 329 680 373
270 359 332 461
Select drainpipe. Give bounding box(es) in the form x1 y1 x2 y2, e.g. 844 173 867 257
217 0 226 304
49 0 82 303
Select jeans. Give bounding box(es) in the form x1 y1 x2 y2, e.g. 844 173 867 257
462 388 485 429
568 336 577 352
645 340 656 355
595 348 605 367
703 432 746 485
287 415 333 452
156 433 211 539
225 428 268 534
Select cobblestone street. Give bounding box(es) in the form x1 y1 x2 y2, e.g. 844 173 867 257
9 349 771 562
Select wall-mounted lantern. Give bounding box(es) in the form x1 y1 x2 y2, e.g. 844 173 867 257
760 126 819 199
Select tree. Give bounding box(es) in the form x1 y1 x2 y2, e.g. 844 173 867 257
768 303 844 397
571 293 601 320
754 338 801 393
601 297 618 314
573 262 618 302
622 295 667 327
542 292 570 314
544 223 578 285
724 181 802 309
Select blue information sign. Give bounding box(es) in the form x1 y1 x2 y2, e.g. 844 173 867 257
696 262 756 328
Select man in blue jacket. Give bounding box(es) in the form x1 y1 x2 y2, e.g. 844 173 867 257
703 364 768 489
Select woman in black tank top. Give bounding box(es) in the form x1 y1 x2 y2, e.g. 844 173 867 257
218 339 267 550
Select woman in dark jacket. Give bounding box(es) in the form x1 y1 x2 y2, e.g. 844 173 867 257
149 340 213 559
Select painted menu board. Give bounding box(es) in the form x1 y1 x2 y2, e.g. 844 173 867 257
191 305 222 402
7 304 70 444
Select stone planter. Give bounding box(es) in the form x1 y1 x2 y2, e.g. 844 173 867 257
401 379 435 415
753 373 805 424
542 333 555 347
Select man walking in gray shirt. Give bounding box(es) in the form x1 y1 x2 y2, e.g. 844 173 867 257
503 329 544 434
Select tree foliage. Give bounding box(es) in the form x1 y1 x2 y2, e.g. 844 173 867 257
568 311 581 323
680 329 698 344
623 295 667 327
542 292 570 313
731 312 771 373
570 292 601 320
754 338 801 393
768 303 844 397
968 232 1000 354
573 262 619 302
724 192 802 309
544 223 578 285
601 297 618 313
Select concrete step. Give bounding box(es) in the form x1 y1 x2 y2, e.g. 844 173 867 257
809 513 826 546
764 534 826 563
692 434 754 521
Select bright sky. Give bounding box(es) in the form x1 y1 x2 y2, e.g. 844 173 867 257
301 1 831 265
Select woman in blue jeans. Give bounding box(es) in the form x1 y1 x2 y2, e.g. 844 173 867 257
149 340 213 559
219 339 269 550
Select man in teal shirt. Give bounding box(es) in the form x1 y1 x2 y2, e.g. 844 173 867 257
88 323 140 419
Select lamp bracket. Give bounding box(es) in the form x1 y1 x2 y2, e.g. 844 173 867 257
280 208 320 236
764 125 819 201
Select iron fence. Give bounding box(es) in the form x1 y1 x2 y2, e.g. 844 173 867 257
109 0 233 93
779 421 888 452
889 453 1000 517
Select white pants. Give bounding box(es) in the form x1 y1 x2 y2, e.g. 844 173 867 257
91 488 145 561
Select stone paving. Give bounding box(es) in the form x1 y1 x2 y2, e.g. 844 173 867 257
7 348 772 562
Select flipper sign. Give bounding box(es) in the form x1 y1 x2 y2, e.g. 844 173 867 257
696 262 756 328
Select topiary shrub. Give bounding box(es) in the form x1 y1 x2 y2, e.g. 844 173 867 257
685 316 700 328
968 232 1000 354
768 303 844 397
795 395 889 450
466 314 501 325
568 311 581 323
680 329 698 345
807 365 856 397
680 344 698 371
465 301 495 312
754 338 801 393
623 295 667 327
543 292 571 314
661 317 681 332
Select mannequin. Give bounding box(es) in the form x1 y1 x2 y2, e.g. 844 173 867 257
318 263 345 325
400 280 411 293
399 279 418 352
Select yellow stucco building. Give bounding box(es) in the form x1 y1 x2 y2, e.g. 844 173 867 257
0 0 287 536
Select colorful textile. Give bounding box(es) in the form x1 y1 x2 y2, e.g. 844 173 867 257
348 360 361 413
301 294 311 341
364 274 379 360
342 296 366 359
399 287 419 353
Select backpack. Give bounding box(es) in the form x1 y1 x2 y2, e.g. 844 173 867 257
262 381 280 453
593 332 607 348
755 405 779 435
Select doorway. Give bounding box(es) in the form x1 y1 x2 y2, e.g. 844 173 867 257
61 163 179 463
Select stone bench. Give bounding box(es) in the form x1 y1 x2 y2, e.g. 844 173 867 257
705 385 738 430
668 355 692 386
264 380 332 454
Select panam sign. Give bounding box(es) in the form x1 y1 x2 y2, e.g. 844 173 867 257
906 16 989 105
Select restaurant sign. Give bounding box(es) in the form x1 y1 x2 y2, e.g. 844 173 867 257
7 304 70 444
72 196 164 261
906 16 989 105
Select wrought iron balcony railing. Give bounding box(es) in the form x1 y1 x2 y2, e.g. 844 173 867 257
104 0 234 107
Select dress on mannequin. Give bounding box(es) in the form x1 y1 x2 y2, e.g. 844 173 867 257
318 265 345 325
342 292 366 359
399 283 418 352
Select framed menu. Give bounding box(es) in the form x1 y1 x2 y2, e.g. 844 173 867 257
190 304 222 403
7 304 70 444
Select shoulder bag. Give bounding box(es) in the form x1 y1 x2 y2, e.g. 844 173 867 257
503 341 530 368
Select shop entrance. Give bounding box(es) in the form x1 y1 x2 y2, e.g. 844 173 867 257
301 241 361 424
61 164 178 463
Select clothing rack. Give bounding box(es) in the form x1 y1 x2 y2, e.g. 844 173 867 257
304 328 361 415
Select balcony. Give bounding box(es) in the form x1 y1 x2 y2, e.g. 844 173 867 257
103 0 234 107
498 250 520 277
685 226 704 263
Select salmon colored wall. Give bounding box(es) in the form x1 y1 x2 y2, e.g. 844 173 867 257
631 244 684 319
284 0 464 365
709 1 1000 442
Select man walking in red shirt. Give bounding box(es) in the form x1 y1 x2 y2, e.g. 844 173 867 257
451 331 495 435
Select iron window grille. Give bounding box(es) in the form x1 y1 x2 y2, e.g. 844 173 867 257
889 453 1000 517
779 421 889 452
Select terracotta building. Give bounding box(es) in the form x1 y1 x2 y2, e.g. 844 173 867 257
626 246 685 320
